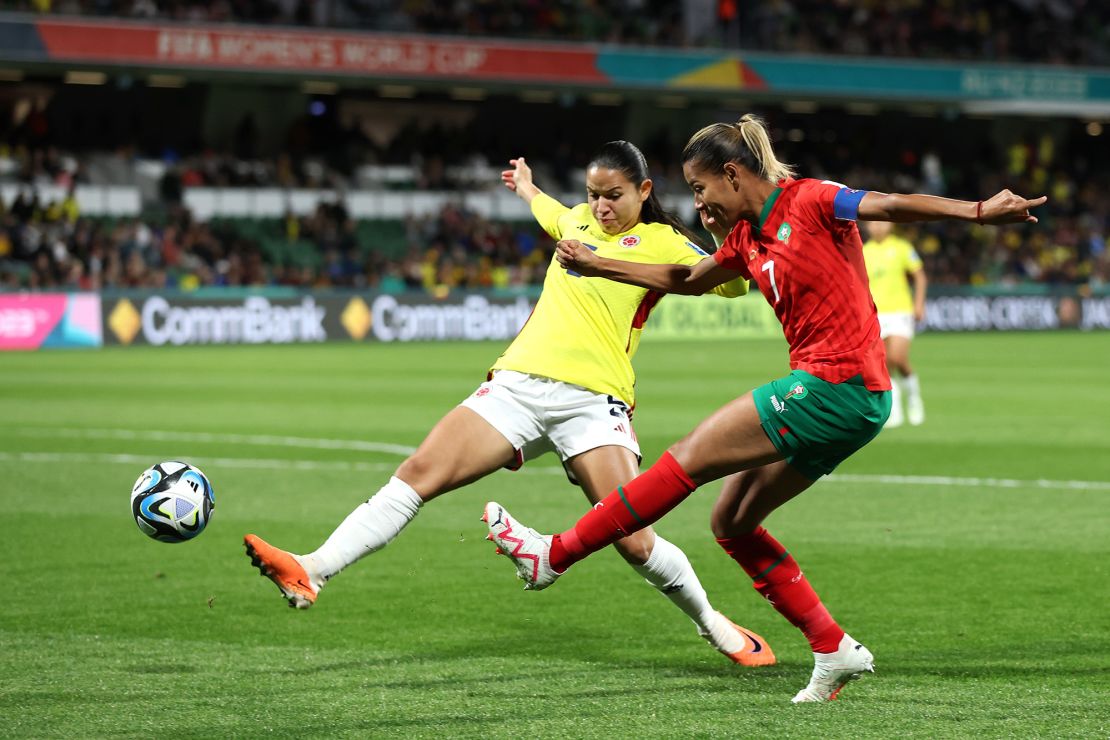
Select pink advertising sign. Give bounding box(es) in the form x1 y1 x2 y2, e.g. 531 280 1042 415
0 293 102 351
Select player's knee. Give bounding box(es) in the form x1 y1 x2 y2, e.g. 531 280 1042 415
710 489 762 539
666 438 704 482
394 453 448 498
712 511 764 539
613 532 652 565
710 510 738 539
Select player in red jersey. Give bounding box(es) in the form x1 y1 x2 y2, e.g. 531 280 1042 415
483 114 1045 702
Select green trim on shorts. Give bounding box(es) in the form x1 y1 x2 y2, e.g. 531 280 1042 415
616 485 644 524
752 370 891 481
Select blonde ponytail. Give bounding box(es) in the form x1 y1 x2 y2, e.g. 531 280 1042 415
736 114 795 183
682 114 796 183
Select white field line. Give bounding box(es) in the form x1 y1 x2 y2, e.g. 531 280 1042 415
15 427 416 456
826 473 1110 492
1 448 1109 492
8 428 1110 492
0 451 400 474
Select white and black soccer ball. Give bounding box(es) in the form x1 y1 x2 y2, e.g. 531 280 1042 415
130 461 215 543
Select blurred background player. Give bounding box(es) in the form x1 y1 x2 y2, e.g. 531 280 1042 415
863 221 928 427
486 115 1045 702
245 141 775 667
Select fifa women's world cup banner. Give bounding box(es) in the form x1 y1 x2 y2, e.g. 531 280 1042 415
0 293 102 350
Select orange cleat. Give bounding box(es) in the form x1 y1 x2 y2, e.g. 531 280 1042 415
244 533 319 609
717 614 777 667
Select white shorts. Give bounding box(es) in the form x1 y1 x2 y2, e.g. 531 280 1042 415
878 312 915 340
459 370 640 482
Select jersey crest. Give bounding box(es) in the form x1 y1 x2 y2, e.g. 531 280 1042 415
619 235 641 248
776 222 792 243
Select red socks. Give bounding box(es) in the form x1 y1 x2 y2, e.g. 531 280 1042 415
717 527 844 653
549 451 696 572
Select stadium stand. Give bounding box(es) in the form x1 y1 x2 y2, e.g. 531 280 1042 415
0 1 1106 293
2 101 1105 292
6 0 1107 65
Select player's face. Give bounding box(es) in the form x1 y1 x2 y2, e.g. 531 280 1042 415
683 160 741 230
586 166 647 235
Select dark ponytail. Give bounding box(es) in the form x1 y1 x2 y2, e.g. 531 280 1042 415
588 140 708 249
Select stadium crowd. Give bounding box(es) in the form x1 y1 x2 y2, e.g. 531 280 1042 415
2 64 1106 293
729 0 1108 66
0 189 554 292
1 136 1106 293
3 0 1106 66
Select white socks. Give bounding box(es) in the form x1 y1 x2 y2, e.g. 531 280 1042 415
887 376 905 426
888 373 924 427
903 373 920 402
632 536 741 653
302 476 423 584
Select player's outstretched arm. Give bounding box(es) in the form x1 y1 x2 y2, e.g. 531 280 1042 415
555 240 739 295
501 156 543 204
858 189 1047 225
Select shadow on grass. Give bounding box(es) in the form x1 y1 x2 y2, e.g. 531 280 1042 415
128 662 200 674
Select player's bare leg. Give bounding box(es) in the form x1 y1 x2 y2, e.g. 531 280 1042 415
566 446 775 667
394 406 519 500
247 406 516 608
667 393 784 485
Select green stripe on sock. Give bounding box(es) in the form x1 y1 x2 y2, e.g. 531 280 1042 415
753 551 790 581
616 486 644 525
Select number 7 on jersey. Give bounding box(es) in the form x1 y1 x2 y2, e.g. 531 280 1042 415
762 260 780 303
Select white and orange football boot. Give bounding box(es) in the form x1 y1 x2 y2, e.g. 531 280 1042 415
244 534 321 609
706 612 777 667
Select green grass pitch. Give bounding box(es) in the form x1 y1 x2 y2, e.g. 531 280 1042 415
1 332 1108 737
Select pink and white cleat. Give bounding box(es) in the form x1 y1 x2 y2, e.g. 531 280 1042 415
482 501 560 591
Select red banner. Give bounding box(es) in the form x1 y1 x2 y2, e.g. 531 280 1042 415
35 20 608 83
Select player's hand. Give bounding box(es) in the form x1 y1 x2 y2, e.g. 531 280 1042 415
914 305 926 323
501 157 533 193
977 190 1048 224
556 239 601 276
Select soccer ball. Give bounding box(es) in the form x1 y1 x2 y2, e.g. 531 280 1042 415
130 461 215 543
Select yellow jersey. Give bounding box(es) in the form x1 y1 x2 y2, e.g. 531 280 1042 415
491 193 748 406
863 234 923 314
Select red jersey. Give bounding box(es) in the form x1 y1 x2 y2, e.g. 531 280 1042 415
714 178 891 391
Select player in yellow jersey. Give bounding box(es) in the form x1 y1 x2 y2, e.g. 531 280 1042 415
863 221 928 427
244 141 774 667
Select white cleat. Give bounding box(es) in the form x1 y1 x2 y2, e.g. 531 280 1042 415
885 408 904 429
907 397 925 426
482 501 560 591
791 633 875 703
